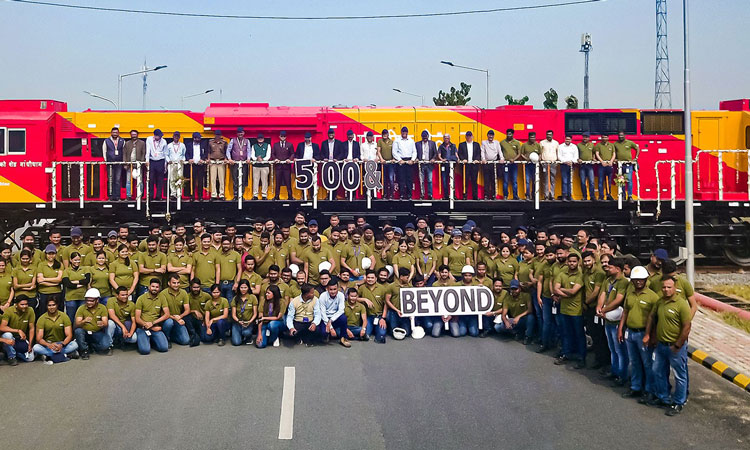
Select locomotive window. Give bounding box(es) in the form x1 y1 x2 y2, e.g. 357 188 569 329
90 138 104 158
0 128 5 155
642 112 684 135
565 112 637 135
62 138 83 157
8 129 26 154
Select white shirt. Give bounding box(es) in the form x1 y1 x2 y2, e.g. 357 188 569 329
302 142 314 160
481 139 503 161
167 141 186 163
192 143 201 163
392 137 416 161
347 139 355 160
540 138 559 162
558 143 579 163
146 136 167 161
465 141 474 160
361 140 378 160
327 139 335 159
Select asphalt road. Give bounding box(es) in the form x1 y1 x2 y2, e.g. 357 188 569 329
1 335 748 450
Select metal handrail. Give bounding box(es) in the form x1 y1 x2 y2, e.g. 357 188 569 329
695 149 750 201
654 159 684 219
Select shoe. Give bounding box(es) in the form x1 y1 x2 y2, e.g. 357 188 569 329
69 350 79 360
168 342 173 349
217 339 225 347
622 389 642 398
479 330 490 338
647 397 671 408
523 337 532 345
600 371 615 380
273 338 280 347
554 356 569 365
535 345 548 353
305 342 316 347
8 357 18 366
340 337 351 348
323 335 330 344
189 337 200 347
574 361 586 369
262 196 267 200
638 393 655 405
514 333 523 342
106 347 113 356
81 351 90 360
665 404 683 416
611 377 626 387
360 335 370 341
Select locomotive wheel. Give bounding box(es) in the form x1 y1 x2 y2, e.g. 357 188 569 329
723 244 750 267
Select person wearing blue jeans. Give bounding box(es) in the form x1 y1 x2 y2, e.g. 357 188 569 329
0 297 36 364
499 129 522 200
645 277 692 416
134 279 171 354
535 247 559 352
107 286 138 348
494 280 532 340
614 131 640 200
599 258 630 384
552 254 586 368
158 274 192 346
343 288 369 342
72 291 112 358
503 163 518 200
33 297 79 362
604 321 628 383
107 320 137 346
231 280 258 346
203 284 230 345
577 133 596 200
256 283 287 348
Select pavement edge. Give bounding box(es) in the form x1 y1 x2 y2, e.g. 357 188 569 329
688 344 750 394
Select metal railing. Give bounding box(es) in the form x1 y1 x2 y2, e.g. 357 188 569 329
654 160 684 219
696 149 750 201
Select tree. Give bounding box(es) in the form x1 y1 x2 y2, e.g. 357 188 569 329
543 88 558 109
433 82 471 106
565 95 579 109
505 94 529 105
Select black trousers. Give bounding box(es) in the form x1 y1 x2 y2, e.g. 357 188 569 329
108 165 124 200
462 163 479 199
148 160 166 200
185 164 205 199
398 164 413 199
292 320 320 344
275 164 292 198
482 163 502 199
584 311 610 367
230 164 249 197
185 315 204 345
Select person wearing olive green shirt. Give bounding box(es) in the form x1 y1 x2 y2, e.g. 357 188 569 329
377 129 396 199
61 227 92 269
159 274 191 346
495 244 518 287
90 252 112 301
185 279 211 346
358 270 388 343
483 278 507 336
553 254 586 369
0 297 36 363
594 134 616 200
0 259 15 313
217 236 241 303
73 289 112 359
134 279 170 355
36 245 63 314
577 132 596 200
33 297 79 362
597 258 630 384
203 284 230 345
257 284 288 348
581 250 609 369
231 280 258 346
62 252 91 324
496 280 532 339
444 231 471 279
520 132 542 200
648 259 697 318
107 286 138 348
137 236 167 297
645 276 692 415
110 245 139 299
344 288 368 341
13 250 39 315
391 240 415 283
191 234 220 291
535 247 558 352
302 235 335 284
499 128 522 199
340 229 373 280
617 266 659 400
614 131 640 201
167 237 193 289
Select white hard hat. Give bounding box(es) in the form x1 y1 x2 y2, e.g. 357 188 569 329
604 306 624 322
493 315 504 324
84 288 100 299
630 265 649 280
385 265 394 277
132 167 141 179
461 265 475 274
393 327 407 340
411 326 425 339
361 257 372 270
318 261 332 273
529 152 540 163
289 264 300 277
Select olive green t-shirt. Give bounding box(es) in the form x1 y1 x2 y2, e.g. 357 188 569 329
341 244 374 275
520 141 541 159
495 258 518 287
188 291 211 315
654 296 691 343
108 299 136 323
445 245 470 275
0 271 13 303
392 253 415 272
582 266 606 310
89 266 112 298
2 305 35 335
63 266 89 301
344 301 366 327
577 141 594 161
12 265 37 298
594 142 614 161
60 243 92 265
555 268 584 316
232 295 258 322
613 139 638 162
36 262 62 294
359 283 387 316
217 250 241 282
377 138 393 160
192 250 219 287
135 293 167 323
75 303 108 332
500 139 521 160
539 261 555 298
302 247 336 284
158 288 189 316
505 291 531 318
205 297 230 319
138 251 167 287
110 259 138 290
240 271 264 294
492 290 507 313
623 286 659 329
37 312 71 343
167 252 193 289
604 275 630 323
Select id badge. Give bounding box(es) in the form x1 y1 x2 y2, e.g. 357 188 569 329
594 316 599 325
552 305 557 315
302 317 309 323
624 330 629 340
373 317 380 326
87 330 93 335
145 330 152 336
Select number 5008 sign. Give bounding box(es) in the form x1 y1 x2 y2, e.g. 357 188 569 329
294 160 383 191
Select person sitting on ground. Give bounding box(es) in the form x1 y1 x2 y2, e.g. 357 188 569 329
257 284 287 348
0 296 36 365
231 279 257 346
33 297 79 363
286 283 321 346
134 278 170 355
203 284 230 346
344 287 368 342
106 286 137 350
495 280 532 340
159 273 191 347
318 281 350 347
73 288 112 359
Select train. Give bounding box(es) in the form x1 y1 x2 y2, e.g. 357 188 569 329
0 98 748 265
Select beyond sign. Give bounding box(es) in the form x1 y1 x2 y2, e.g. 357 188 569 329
400 286 494 317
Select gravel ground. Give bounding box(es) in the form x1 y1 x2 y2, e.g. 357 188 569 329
695 271 750 288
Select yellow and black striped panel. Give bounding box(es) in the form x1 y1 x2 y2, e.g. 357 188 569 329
688 345 750 392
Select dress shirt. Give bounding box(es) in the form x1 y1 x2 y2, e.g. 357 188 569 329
166 141 186 163
146 136 167 161
285 296 322 329
481 139 503 161
558 143 579 163
302 143 314 160
540 139 560 162
419 140 431 161
465 141 475 160
347 139 355 160
327 139 336 159
318 291 345 323
192 143 201 163
361 140 378 160
392 137 416 161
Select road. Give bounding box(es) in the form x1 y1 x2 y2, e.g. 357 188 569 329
1 335 748 450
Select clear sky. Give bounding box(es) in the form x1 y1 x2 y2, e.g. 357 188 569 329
1 0 747 111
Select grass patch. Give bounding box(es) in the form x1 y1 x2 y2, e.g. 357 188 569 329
711 284 750 302
719 312 750 335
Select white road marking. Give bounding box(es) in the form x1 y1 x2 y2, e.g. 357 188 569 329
278 366 295 440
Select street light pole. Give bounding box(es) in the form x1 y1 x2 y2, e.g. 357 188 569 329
392 88 424 106
181 89 215 109
118 65 167 110
83 90 117 109
683 0 694 285
440 61 490 108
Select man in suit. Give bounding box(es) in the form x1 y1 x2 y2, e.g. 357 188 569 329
320 128 344 161
102 127 125 201
343 130 361 160
295 132 320 200
458 131 481 200
185 132 208 200
123 130 146 199
415 130 438 200
271 130 295 200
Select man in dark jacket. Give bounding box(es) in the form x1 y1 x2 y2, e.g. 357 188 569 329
271 130 295 200
295 132 319 200
185 132 208 200
415 130 438 200
438 134 458 200
458 131 481 200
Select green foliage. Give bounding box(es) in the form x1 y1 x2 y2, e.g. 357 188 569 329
565 95 579 109
433 82 472 106
543 88 558 109
504 94 529 105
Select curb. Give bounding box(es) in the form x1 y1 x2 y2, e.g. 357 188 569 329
695 293 750 321
688 344 750 393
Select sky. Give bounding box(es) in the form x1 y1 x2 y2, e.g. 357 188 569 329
0 0 748 112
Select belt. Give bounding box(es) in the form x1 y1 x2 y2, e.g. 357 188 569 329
658 340 676 346
627 327 645 333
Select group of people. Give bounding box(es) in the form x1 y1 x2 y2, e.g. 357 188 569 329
101 126 640 202
0 213 691 415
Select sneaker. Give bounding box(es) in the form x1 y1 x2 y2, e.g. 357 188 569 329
168 342 173 349
217 339 225 347
554 356 569 365
611 377 626 387
665 404 683 416
81 352 90 360
360 335 370 341
106 348 113 356
535 345 548 353
8 357 18 366
522 337 532 345
622 389 642 398
273 338 280 347
574 361 586 369
638 393 655 405
69 350 80 360
340 338 351 348
647 397 671 408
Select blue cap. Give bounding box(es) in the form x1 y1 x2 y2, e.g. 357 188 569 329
280 130 287 137
509 280 520 289
434 229 445 236
173 131 180 137
582 132 590 137
70 226 82 237
192 132 201 139
237 127 244 133
405 223 415 230
421 130 429 138
654 248 668 260
366 131 373 137
465 131 473 137
347 129 354 136
44 244 57 253
304 132 312 138
401 126 408 133
517 239 529 246
215 129 222 135
308 219 318 226
451 229 462 237
488 130 495 135
465 220 476 227
393 227 404 234
257 133 264 139
107 230 117 238
517 225 528 232
381 129 389 134
462 224 473 233
154 129 163 137
328 128 335 134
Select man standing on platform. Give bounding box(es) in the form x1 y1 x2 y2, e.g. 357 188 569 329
103 127 125 201
500 129 522 200
377 129 395 199
250 134 271 200
392 127 416 200
272 131 294 200
540 130 559 200
186 132 208 201
558 135 578 201
577 132 596 201
595 134 616 201
146 129 168 201
295 132 319 200
438 134 458 200
458 131 481 200
481 130 503 200
415 130 437 200
123 129 146 199
166 131 186 198
208 130 227 200
614 131 640 202
226 127 251 200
